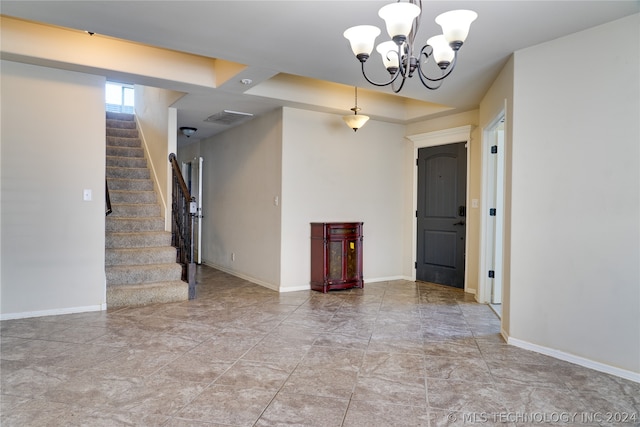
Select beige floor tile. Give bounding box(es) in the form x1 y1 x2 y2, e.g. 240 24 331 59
1 265 638 426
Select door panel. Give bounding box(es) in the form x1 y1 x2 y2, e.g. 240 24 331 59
417 143 467 288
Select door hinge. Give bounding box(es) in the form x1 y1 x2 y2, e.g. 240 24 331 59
416 158 419 166
491 145 498 154
414 262 417 269
415 210 418 218
488 270 495 278
489 208 496 216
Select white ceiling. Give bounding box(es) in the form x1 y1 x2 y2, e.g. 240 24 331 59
3 1 638 142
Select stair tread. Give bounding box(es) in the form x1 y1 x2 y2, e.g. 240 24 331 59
107 280 186 289
111 202 159 207
106 246 175 253
107 216 164 220
106 263 182 271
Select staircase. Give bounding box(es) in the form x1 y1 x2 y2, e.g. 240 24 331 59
105 112 188 307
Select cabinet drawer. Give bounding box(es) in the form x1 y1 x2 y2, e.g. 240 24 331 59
327 225 360 237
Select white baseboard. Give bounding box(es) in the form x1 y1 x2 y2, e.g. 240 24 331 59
0 304 104 321
507 336 640 383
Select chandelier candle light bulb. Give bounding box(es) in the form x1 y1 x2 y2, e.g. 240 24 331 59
343 0 477 92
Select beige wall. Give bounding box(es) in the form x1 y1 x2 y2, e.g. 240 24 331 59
134 86 183 227
199 109 283 289
280 108 406 290
509 14 639 375
1 61 106 318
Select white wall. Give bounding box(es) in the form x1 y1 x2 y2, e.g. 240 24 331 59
199 109 283 289
280 108 406 290
509 14 639 375
1 61 106 318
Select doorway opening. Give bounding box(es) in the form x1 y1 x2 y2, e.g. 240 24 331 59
480 113 506 316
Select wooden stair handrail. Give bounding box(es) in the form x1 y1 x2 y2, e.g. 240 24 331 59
105 180 113 216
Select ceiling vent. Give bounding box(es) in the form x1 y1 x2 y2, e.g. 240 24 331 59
205 110 254 125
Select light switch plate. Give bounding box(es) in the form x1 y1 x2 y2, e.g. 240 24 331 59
83 189 92 201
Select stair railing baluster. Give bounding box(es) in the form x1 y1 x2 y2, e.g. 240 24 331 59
169 153 197 299
105 179 113 216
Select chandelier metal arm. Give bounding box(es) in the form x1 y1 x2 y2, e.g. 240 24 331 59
417 45 459 84
360 60 402 87
390 75 409 93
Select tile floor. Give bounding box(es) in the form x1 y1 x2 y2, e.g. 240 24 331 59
1 266 638 426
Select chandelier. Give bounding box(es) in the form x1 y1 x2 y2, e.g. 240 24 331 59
343 0 477 92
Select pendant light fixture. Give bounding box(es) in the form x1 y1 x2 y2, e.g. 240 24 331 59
343 0 477 92
343 87 369 132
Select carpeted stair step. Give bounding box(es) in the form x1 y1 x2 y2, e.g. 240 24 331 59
106 136 142 148
106 231 172 249
109 203 161 218
106 217 165 232
106 280 189 308
106 247 177 266
106 112 135 121
106 263 183 285
106 145 144 158
107 178 154 191
107 166 150 179
106 119 137 129
106 155 147 168
107 128 139 138
109 190 157 204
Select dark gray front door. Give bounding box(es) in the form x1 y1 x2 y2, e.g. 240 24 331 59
416 143 467 288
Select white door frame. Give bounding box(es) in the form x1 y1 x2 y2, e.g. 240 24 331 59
407 125 473 292
478 112 506 304
196 156 203 264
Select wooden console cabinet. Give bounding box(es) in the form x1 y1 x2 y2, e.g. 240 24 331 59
310 222 363 293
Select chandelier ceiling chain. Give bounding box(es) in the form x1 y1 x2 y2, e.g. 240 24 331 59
343 0 477 93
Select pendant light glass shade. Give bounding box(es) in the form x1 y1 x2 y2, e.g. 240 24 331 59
378 2 421 42
343 25 381 58
343 113 370 131
435 10 477 46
